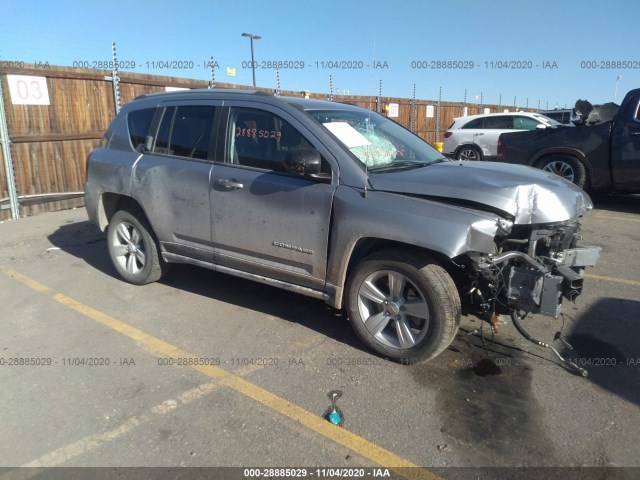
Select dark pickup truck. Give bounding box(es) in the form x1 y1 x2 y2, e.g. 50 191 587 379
497 88 640 192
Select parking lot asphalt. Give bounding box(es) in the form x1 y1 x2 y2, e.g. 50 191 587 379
0 195 638 479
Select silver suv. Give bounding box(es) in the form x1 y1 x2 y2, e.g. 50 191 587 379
85 90 600 364
443 112 562 161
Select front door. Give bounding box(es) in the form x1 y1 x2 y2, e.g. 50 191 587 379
209 104 337 289
611 97 640 190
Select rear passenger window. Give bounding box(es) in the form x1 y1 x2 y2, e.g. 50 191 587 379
227 107 315 171
462 118 483 129
153 106 215 160
127 108 156 151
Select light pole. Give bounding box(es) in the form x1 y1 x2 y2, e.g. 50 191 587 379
614 75 621 103
241 33 261 87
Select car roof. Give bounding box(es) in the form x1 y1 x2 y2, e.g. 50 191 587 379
452 111 541 122
133 88 361 112
538 108 574 113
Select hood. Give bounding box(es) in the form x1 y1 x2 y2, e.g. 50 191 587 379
367 161 593 224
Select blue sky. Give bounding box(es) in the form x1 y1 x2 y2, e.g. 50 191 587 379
1 0 638 108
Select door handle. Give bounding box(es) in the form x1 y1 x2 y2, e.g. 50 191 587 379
215 178 244 189
630 131 640 136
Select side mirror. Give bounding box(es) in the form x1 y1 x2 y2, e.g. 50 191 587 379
535 124 547 130
283 148 331 181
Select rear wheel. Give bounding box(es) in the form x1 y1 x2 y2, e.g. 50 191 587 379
536 155 587 189
455 145 482 161
107 209 167 285
346 250 460 363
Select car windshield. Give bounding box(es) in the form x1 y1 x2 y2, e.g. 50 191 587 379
307 108 446 171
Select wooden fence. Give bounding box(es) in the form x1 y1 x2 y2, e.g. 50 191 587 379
0 64 530 221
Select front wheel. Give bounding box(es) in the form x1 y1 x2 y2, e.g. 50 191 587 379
107 209 167 285
346 250 460 363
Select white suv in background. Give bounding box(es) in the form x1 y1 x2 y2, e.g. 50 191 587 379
443 112 561 161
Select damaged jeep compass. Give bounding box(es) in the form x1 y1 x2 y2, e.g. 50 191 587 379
85 90 601 365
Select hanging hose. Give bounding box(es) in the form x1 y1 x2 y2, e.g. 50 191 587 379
510 311 588 377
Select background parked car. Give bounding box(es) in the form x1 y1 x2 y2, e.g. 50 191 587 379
443 112 562 161
537 108 580 126
497 88 640 192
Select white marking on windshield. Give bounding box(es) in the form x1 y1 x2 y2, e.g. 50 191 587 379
322 122 371 148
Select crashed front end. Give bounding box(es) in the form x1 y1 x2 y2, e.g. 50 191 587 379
465 219 601 319
366 161 602 371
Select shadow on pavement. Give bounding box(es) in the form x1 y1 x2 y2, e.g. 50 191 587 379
591 193 640 215
566 297 640 406
47 221 364 353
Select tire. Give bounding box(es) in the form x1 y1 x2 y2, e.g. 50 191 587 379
346 250 461 363
455 145 482 161
107 209 167 285
536 155 588 189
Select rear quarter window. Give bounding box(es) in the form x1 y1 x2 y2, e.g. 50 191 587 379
127 108 156 151
482 116 512 129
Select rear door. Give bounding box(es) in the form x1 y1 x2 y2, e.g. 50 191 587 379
611 96 640 190
457 117 483 154
131 101 221 263
209 102 337 290
476 115 512 157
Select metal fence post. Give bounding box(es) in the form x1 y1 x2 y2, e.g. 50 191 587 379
410 83 416 133
436 87 442 142
328 75 333 102
111 42 121 114
462 89 467 116
208 56 216 89
0 74 19 220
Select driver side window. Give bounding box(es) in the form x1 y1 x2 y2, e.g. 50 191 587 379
227 107 316 172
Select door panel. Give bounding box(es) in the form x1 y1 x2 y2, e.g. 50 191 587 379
210 105 336 288
477 115 512 157
131 103 218 262
611 99 640 189
133 155 213 261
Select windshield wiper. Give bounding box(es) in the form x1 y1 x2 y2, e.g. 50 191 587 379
368 160 433 172
430 157 448 164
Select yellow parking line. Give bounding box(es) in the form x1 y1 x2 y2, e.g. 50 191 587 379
0 266 440 480
585 273 640 287
22 381 219 468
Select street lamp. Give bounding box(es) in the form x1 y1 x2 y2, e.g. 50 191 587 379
241 32 261 87
614 75 621 103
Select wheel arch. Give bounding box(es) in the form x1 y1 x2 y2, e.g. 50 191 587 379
97 193 148 232
531 148 593 175
532 149 592 188
329 237 457 309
